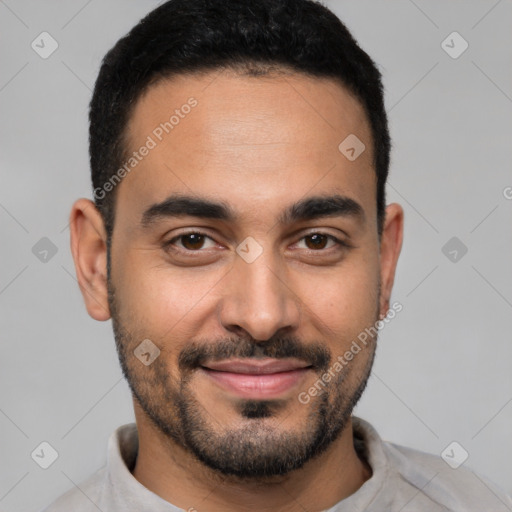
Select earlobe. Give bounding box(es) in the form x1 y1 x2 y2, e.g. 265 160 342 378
69 198 111 321
379 203 404 318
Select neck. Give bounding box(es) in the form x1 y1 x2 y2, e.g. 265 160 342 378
132 403 371 512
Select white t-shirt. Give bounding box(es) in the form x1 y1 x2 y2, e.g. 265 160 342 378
40 416 512 511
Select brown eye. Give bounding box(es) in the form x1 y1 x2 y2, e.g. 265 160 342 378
304 233 329 250
294 232 349 253
165 232 217 252
179 233 206 250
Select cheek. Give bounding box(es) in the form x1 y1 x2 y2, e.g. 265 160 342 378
296 254 380 345
112 249 221 341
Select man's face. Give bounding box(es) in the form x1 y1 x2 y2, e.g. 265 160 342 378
107 70 386 478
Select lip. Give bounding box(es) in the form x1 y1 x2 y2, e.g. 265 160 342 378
200 358 313 399
203 357 311 374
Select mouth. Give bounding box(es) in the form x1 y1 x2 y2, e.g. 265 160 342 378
200 358 313 399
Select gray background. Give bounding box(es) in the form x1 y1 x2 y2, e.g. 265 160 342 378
1 1 511 511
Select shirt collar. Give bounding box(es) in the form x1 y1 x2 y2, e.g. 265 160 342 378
106 416 389 511
106 423 182 511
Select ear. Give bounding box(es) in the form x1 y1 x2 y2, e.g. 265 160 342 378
378 203 404 318
69 198 111 321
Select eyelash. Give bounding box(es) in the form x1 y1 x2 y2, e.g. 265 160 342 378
163 230 351 255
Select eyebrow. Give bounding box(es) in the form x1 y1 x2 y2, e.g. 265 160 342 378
140 193 365 228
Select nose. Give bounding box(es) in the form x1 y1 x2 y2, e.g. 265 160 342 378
218 249 301 341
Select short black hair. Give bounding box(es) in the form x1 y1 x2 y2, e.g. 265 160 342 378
89 0 390 246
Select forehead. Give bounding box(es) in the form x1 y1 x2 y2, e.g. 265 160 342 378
116 69 376 229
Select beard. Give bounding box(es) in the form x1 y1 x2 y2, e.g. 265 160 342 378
107 279 378 480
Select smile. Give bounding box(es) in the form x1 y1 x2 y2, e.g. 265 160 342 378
200 358 313 399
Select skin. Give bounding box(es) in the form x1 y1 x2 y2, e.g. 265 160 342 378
69 69 403 512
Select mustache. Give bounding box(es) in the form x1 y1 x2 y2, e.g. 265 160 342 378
178 336 331 373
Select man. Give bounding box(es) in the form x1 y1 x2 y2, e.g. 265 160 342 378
42 0 512 510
